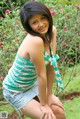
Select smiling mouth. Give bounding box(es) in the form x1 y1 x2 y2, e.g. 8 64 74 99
39 29 45 32
38 27 46 32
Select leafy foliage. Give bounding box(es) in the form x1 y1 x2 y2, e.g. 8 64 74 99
51 4 80 67
0 9 26 78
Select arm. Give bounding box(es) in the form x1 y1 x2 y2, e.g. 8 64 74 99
47 27 64 108
46 64 62 107
46 65 63 107
46 64 55 97
47 26 57 96
29 36 47 105
29 36 57 117
51 26 57 54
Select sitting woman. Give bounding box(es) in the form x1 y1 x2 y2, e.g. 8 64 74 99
2 1 66 119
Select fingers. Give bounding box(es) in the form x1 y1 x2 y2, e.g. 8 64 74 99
42 113 46 119
44 113 48 119
44 113 56 119
40 104 56 119
51 113 56 119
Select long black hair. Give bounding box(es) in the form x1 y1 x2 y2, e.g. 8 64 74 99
20 1 53 42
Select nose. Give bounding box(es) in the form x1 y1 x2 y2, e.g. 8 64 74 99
38 21 43 27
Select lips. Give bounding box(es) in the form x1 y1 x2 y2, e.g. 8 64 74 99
38 26 47 32
39 29 45 32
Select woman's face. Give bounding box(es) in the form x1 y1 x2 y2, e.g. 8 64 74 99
29 14 49 35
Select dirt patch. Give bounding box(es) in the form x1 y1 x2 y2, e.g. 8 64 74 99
63 91 80 100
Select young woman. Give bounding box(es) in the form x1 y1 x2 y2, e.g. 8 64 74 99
2 1 66 119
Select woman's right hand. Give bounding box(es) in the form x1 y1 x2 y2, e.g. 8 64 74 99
40 104 56 119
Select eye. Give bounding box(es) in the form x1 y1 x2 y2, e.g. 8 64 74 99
32 20 38 25
41 16 47 20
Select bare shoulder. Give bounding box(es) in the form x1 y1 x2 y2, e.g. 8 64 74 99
27 35 44 60
27 35 44 49
17 35 44 58
21 34 44 47
29 35 44 45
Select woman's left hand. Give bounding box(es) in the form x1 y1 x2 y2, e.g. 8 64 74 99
47 94 64 110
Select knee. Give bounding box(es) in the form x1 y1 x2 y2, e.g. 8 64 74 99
51 105 66 119
57 108 66 119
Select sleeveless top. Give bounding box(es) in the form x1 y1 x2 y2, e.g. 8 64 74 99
3 50 64 93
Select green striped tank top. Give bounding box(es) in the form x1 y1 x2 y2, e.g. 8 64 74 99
3 50 50 92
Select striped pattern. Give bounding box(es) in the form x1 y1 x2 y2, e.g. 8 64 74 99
44 50 64 90
50 54 64 90
44 50 50 65
3 50 64 92
3 54 37 92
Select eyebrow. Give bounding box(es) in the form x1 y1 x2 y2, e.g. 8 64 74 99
29 15 46 24
29 19 38 23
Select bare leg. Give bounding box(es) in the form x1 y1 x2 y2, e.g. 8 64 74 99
21 99 57 119
20 98 56 119
20 99 43 119
34 96 66 119
50 104 66 119
20 95 66 119
34 95 66 119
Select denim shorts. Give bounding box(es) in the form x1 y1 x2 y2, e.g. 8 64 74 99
3 83 38 110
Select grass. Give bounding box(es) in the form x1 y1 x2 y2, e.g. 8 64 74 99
0 103 14 113
64 97 80 119
0 64 80 119
63 64 80 94
62 64 80 119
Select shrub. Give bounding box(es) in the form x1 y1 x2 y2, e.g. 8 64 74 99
0 9 26 79
0 3 80 77
51 4 80 67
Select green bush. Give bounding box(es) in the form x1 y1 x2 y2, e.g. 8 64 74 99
0 3 80 77
51 4 80 67
0 0 32 17
0 9 26 79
